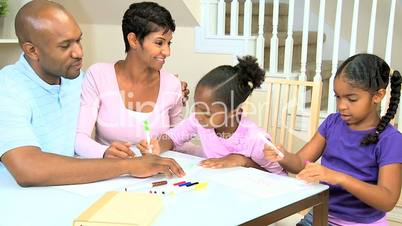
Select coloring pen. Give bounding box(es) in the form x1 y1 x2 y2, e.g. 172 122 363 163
258 133 284 158
124 180 167 192
143 120 152 154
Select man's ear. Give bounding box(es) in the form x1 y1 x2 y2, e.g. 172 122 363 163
373 88 386 104
127 32 139 50
21 42 39 61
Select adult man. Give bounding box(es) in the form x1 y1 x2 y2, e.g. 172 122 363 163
0 0 184 187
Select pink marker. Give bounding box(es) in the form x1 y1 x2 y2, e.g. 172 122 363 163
258 133 284 158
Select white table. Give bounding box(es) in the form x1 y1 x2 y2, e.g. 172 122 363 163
0 151 328 226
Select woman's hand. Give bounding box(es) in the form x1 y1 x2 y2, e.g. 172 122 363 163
200 154 250 168
180 80 190 106
296 162 344 185
104 141 135 159
136 138 161 155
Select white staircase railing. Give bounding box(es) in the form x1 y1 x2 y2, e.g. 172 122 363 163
269 0 279 73
283 0 294 74
328 0 342 113
196 0 401 130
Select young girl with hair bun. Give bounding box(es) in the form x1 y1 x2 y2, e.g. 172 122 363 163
138 55 286 175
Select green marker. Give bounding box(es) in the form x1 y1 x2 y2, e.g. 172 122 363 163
143 120 152 153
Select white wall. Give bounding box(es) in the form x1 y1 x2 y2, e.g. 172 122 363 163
79 24 233 110
0 0 25 67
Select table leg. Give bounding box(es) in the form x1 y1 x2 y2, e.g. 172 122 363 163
313 189 329 226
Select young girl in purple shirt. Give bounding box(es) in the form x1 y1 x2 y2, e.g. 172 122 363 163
137 56 286 175
265 54 402 225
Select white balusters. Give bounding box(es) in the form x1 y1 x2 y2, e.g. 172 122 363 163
256 0 266 68
230 0 239 36
367 0 377 53
382 0 397 116
349 0 359 56
284 0 295 74
217 0 226 36
198 0 398 129
299 0 310 82
269 0 280 73
328 0 343 113
314 0 325 83
243 0 252 37
385 0 396 64
299 0 310 112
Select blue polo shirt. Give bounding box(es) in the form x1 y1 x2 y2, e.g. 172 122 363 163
0 54 83 168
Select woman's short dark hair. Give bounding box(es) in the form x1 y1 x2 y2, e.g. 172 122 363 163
122 2 175 52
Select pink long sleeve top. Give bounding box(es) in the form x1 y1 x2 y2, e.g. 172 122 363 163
165 113 286 175
75 63 184 158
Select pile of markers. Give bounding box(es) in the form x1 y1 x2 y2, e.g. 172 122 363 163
148 180 208 195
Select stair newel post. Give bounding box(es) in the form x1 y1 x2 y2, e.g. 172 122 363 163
328 0 342 113
217 0 226 36
383 0 397 117
256 0 265 68
299 0 310 112
230 0 239 36
243 0 252 37
283 0 294 74
314 0 325 83
349 0 359 56
201 0 211 35
367 0 377 54
269 0 279 74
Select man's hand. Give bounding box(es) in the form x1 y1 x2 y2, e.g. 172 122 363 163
128 155 185 178
104 141 135 159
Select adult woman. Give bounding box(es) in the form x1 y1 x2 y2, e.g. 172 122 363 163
75 2 192 158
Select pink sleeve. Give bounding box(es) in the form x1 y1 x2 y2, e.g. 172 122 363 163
168 80 183 128
165 114 198 149
250 133 287 176
168 99 203 156
75 68 108 158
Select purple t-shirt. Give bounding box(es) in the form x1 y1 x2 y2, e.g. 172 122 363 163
319 113 402 223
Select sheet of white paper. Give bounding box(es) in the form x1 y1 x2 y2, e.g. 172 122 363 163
54 176 157 197
210 167 313 199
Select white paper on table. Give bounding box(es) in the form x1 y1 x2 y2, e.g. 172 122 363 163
53 175 158 197
210 167 313 199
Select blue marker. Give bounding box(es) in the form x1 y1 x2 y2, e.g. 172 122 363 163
179 182 192 187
